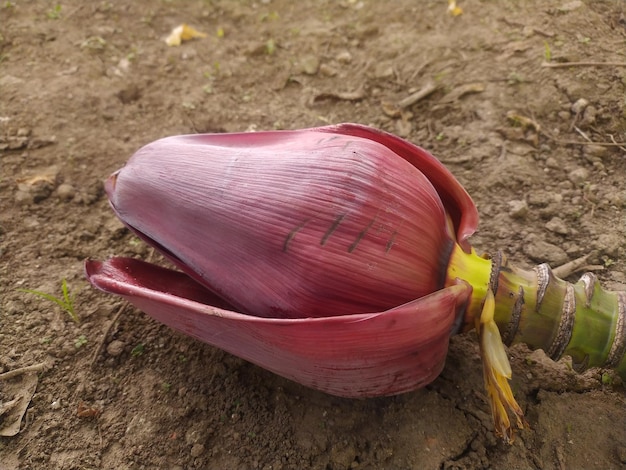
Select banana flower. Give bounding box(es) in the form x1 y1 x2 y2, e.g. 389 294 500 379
86 123 625 442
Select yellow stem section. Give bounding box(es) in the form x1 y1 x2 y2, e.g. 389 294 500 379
445 243 493 327
447 242 626 378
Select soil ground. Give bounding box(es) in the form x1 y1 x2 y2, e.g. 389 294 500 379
1 1 626 469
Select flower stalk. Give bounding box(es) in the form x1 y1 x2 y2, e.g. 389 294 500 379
447 244 626 440
448 245 626 377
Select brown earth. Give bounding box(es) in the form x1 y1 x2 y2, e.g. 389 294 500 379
1 0 626 469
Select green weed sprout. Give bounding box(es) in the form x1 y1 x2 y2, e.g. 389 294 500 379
47 4 61 19
543 41 552 61
21 279 78 323
131 343 145 357
74 334 88 348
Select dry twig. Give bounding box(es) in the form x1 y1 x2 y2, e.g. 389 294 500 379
397 82 438 108
0 362 48 381
553 254 593 279
607 134 626 152
542 60 626 68
549 138 626 147
573 126 593 143
508 111 626 147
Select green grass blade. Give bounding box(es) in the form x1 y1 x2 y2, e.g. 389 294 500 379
20 280 79 323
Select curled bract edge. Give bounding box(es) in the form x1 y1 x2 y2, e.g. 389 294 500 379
86 257 471 398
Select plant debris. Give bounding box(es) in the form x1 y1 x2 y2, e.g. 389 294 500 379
165 24 207 46
0 369 40 436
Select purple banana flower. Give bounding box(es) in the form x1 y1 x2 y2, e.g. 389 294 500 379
86 123 478 397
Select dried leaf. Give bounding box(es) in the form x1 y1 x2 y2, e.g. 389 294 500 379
165 24 207 47
77 402 101 418
506 111 541 133
312 87 365 103
447 0 463 16
381 100 402 118
0 372 38 436
439 83 485 104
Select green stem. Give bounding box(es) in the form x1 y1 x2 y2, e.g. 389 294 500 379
447 245 626 380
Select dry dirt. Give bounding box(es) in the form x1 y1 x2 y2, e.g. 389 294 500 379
1 1 626 469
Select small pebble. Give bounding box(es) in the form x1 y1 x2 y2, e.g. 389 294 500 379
15 190 32 205
527 190 554 207
106 339 125 357
582 144 608 159
319 63 337 77
568 167 589 185
557 110 570 121
523 235 568 265
373 63 394 79
545 157 561 169
594 233 623 258
56 183 76 202
580 105 597 127
545 216 569 235
570 98 589 114
51 399 62 410
335 51 352 64
190 443 205 458
508 199 528 219
300 55 319 75
604 190 626 208
558 0 583 12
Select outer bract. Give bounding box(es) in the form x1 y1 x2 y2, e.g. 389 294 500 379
86 257 471 397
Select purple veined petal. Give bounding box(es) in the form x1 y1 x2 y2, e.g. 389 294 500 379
107 125 460 318
318 124 479 251
85 257 472 398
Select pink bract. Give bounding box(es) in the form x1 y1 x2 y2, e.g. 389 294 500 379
86 123 478 397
